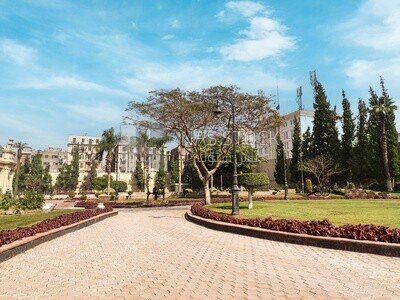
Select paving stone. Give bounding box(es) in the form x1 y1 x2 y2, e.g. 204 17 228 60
0 207 400 299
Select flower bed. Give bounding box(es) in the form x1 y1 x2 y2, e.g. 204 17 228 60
190 202 400 244
74 199 205 209
0 208 113 247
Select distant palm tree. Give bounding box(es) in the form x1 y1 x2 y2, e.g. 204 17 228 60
134 130 172 193
95 128 118 195
371 78 397 191
13 142 29 197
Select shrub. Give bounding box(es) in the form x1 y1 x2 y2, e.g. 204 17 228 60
0 191 14 210
305 179 313 194
210 187 219 193
111 181 128 193
369 182 387 192
183 188 193 195
80 194 87 200
68 191 76 199
331 188 345 196
127 190 133 196
15 192 44 211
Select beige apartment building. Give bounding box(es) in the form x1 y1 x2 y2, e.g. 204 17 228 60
255 109 314 183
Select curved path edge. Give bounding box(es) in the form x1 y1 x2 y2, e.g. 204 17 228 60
0 210 118 263
185 210 400 257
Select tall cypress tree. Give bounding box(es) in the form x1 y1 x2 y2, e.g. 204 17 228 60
311 82 340 161
353 99 369 185
380 78 399 183
340 91 355 182
274 134 286 185
289 117 301 184
301 127 313 160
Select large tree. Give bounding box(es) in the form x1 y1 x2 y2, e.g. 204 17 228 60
312 81 340 161
55 147 79 192
12 142 29 197
96 128 118 195
18 153 51 194
126 86 277 204
367 78 398 190
340 91 355 182
132 130 172 193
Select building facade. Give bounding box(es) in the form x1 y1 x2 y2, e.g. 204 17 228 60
0 139 16 193
256 109 314 184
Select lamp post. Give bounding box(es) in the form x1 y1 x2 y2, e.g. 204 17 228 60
283 148 288 200
214 95 240 215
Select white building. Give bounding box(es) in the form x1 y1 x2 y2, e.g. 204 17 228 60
0 139 16 193
256 109 314 183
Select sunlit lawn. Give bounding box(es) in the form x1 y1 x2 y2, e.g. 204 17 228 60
0 209 80 231
207 199 400 228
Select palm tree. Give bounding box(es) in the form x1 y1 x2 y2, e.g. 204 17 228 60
134 130 172 193
371 77 397 191
13 142 29 197
95 128 118 195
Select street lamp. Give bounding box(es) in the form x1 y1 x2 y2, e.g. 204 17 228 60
283 148 288 200
214 95 240 215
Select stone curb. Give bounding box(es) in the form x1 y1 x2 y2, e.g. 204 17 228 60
185 210 400 257
0 210 118 263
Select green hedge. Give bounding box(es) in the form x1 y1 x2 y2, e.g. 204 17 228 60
238 173 269 187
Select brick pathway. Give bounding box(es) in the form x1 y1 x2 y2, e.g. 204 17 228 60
1 207 400 299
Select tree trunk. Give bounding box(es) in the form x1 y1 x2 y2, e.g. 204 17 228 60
13 157 21 197
203 177 211 205
380 111 392 191
248 187 253 209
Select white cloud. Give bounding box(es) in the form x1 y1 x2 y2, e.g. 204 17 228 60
0 39 38 66
162 34 175 40
170 19 181 29
21 76 131 97
215 1 266 21
339 0 400 95
226 1 265 17
63 102 123 123
122 61 296 96
345 58 400 90
341 0 400 52
220 16 296 61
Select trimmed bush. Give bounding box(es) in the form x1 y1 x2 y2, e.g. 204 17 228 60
183 188 193 195
305 179 313 194
238 173 269 209
68 191 76 199
369 182 387 192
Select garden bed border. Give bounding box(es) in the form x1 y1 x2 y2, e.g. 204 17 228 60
185 210 400 257
0 210 118 263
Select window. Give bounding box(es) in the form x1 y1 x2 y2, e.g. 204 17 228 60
81 138 85 143
72 138 76 143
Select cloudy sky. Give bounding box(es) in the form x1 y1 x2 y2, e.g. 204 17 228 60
1 0 399 150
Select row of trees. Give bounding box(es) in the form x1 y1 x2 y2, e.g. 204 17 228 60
275 77 398 191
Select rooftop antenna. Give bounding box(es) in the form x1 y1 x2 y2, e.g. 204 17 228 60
296 86 303 110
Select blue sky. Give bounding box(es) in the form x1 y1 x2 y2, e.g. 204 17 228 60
1 0 399 150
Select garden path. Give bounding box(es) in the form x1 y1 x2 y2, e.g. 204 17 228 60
0 207 399 299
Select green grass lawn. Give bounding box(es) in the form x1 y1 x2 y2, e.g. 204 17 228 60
207 199 400 228
0 209 80 231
